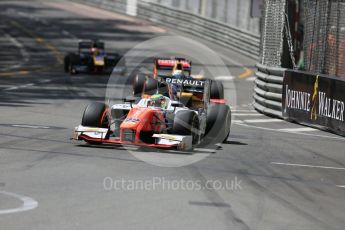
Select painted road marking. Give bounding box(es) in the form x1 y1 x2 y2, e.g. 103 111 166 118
215 76 235 81
61 30 70 36
218 53 253 80
10 20 63 64
61 29 77 38
336 185 345 188
233 113 263 116
239 69 253 78
39 79 52 83
4 86 19 91
12 124 50 129
245 76 256 81
271 162 345 171
5 33 30 63
278 127 317 132
232 109 256 112
243 119 283 123
194 148 217 153
4 83 33 91
0 191 38 215
3 80 52 91
0 70 30 77
234 121 345 140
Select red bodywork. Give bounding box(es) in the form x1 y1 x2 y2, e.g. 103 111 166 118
78 107 172 148
153 58 192 78
210 99 226 104
120 107 167 143
156 59 191 68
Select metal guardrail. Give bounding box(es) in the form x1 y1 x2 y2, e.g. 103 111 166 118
75 0 260 60
253 63 285 118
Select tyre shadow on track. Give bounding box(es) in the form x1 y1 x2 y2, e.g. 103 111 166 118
223 140 248 146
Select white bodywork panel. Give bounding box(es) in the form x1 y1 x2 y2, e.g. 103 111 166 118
153 134 192 150
73 125 108 139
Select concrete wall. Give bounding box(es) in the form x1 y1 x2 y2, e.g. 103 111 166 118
151 0 260 35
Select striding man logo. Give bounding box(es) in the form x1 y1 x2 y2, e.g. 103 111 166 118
310 75 319 120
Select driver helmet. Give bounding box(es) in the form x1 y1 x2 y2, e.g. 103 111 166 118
172 69 184 79
91 47 99 55
149 94 167 108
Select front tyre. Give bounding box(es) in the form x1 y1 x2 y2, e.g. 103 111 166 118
81 102 110 144
82 102 110 128
204 103 231 145
173 110 200 145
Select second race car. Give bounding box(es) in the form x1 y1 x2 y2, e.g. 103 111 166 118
64 40 121 74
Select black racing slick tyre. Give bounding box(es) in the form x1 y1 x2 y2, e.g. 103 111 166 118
81 102 110 128
68 53 80 75
143 77 158 95
132 73 146 96
173 110 200 145
64 55 70 73
204 103 231 144
210 80 224 99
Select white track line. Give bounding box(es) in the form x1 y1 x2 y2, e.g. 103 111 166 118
234 122 345 140
4 83 33 91
243 119 283 123
271 162 345 171
4 33 30 66
4 80 51 91
215 76 235 81
3 86 19 91
233 113 263 116
245 76 256 81
0 191 38 215
12 125 50 129
278 127 317 132
232 110 256 112
336 185 345 188
194 148 217 153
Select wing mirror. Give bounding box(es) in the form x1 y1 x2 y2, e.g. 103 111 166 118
171 102 183 107
123 96 139 107
171 101 183 111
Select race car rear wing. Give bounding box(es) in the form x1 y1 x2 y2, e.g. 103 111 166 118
154 57 192 76
157 76 211 103
78 41 105 50
78 41 93 49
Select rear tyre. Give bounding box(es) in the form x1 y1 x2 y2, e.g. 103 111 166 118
64 55 70 73
210 80 224 99
173 110 200 145
143 78 158 95
68 54 80 75
132 73 146 96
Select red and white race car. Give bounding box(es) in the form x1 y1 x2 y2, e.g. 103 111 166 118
73 80 231 150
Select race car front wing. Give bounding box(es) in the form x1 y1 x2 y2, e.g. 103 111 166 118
72 125 193 150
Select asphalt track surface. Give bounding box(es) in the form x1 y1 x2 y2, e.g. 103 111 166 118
0 1 345 230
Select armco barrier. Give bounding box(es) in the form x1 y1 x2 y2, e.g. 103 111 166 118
253 63 285 118
75 0 260 60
